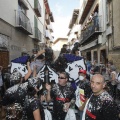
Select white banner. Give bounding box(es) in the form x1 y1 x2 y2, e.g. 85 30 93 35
11 62 28 77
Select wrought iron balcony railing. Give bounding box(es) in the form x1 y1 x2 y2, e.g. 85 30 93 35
80 16 102 45
34 27 42 41
15 10 33 35
34 0 41 17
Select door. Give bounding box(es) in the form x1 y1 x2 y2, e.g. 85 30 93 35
0 51 9 68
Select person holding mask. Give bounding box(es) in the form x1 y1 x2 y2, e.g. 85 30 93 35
45 72 75 120
78 69 92 120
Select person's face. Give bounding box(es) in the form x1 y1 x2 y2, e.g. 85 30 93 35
107 63 111 68
78 73 86 81
75 50 79 56
90 75 105 95
58 73 67 86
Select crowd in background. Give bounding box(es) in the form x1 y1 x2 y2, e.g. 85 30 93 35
0 43 120 120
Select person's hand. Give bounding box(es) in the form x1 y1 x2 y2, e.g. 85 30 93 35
40 95 46 102
38 50 45 55
79 106 83 111
27 61 30 66
63 102 71 112
45 83 51 91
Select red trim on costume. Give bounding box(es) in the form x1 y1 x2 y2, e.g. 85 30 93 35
80 94 85 102
86 109 96 119
56 97 69 102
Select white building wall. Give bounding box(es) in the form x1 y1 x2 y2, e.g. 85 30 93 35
0 0 45 42
99 0 106 32
0 0 18 26
39 0 46 43
27 0 45 42
27 0 34 31
99 0 107 45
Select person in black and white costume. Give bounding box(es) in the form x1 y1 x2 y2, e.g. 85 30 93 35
46 72 75 120
82 74 119 120
24 80 45 120
1 62 32 119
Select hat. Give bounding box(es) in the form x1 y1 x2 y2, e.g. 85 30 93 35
79 69 86 75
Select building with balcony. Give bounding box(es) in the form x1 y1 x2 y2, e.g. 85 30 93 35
68 9 80 49
106 0 120 70
78 0 107 65
0 0 47 67
44 0 54 47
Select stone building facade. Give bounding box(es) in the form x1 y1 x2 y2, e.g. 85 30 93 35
0 0 54 68
106 0 120 70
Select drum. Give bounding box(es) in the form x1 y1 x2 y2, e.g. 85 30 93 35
6 103 23 120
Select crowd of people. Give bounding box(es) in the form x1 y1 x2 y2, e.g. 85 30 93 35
0 44 120 120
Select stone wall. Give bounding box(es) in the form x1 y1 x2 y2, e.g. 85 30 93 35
108 52 120 71
0 18 34 62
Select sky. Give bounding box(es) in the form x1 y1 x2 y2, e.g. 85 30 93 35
49 0 80 41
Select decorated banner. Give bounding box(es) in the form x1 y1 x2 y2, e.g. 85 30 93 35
37 54 86 84
37 64 58 83
54 54 86 81
75 86 85 108
11 56 30 64
65 60 86 81
11 62 28 77
10 56 30 77
75 86 81 107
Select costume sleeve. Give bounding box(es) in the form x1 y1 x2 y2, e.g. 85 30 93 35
102 100 119 120
2 91 15 106
31 99 40 112
50 88 55 99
